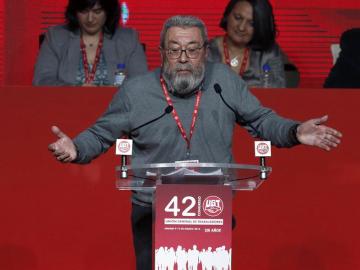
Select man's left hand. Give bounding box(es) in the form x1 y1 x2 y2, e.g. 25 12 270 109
296 115 342 151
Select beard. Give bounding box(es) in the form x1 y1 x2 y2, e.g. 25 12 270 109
162 60 205 96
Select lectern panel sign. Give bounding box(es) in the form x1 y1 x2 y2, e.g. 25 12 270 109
155 184 232 270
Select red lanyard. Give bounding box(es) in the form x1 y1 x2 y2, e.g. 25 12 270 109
223 35 250 77
160 76 202 151
80 32 104 84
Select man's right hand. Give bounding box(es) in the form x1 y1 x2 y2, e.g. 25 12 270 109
48 126 77 163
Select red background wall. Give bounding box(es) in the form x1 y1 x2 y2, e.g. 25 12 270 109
1 0 360 87
0 87 359 269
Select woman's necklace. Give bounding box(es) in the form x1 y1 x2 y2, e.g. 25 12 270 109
223 35 250 76
80 32 104 84
83 36 99 48
230 56 239 67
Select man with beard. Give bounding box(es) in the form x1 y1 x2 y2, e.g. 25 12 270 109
48 16 342 270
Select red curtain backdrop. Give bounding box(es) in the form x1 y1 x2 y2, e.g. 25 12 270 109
1 0 360 86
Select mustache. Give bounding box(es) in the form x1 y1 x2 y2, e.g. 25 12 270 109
174 63 193 72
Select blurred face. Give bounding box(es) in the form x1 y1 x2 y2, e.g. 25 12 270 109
161 26 207 95
226 1 254 46
77 3 106 35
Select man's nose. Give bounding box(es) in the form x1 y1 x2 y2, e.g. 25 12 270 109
178 50 188 63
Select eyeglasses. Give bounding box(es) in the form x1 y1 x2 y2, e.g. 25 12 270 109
164 44 206 59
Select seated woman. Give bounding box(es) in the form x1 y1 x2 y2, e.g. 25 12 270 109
33 0 147 86
207 0 285 88
324 28 360 88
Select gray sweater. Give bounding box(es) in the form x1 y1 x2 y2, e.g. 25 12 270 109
73 62 298 205
33 25 147 86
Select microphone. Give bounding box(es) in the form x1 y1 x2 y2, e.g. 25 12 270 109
129 105 173 135
214 83 261 137
214 83 243 124
120 105 173 179
214 83 256 126
214 83 271 180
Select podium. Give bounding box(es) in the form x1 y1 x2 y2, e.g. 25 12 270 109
116 162 271 270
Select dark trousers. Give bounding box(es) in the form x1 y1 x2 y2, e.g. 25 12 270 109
131 203 153 270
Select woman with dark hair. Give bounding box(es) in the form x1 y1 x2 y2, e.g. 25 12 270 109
208 0 286 88
33 0 147 86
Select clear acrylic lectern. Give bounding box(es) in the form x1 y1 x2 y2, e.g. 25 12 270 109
116 162 271 190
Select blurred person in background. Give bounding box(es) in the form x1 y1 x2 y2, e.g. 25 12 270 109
324 28 360 88
207 0 286 88
33 0 147 86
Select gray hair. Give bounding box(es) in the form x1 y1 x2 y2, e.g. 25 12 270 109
160 15 208 48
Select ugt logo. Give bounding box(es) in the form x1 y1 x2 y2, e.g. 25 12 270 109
202 196 224 217
256 142 269 155
118 141 130 153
